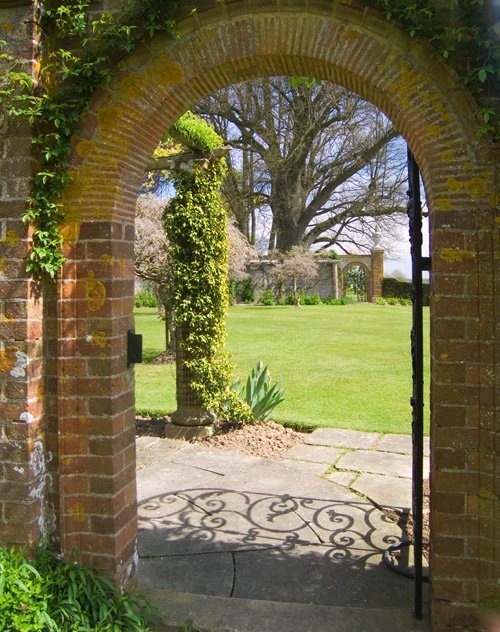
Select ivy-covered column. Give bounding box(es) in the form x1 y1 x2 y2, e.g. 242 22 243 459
165 156 231 435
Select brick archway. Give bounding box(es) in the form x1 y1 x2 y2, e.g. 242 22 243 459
1 1 498 629
340 261 372 301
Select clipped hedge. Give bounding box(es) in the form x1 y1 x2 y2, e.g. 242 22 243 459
382 277 429 306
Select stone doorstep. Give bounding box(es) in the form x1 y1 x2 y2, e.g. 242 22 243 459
143 589 431 632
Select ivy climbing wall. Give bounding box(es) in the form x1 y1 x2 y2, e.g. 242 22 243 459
0 1 498 630
0 3 54 549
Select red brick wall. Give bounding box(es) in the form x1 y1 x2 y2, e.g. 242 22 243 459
0 3 55 549
54 219 138 582
371 249 384 300
0 1 498 627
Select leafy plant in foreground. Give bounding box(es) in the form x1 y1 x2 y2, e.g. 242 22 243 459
233 361 285 421
0 546 152 631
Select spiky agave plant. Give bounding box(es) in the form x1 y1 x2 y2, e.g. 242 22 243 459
232 360 285 421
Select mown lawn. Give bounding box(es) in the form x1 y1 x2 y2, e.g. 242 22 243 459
134 304 430 435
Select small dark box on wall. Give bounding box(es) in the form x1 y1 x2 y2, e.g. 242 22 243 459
127 330 143 366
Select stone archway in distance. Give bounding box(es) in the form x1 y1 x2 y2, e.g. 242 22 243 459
0 2 497 630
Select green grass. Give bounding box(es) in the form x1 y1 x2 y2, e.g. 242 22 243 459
134 304 430 435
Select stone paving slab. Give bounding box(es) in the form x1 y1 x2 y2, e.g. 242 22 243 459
136 437 189 471
279 459 331 478
136 431 432 631
304 428 380 449
137 464 226 499
324 471 358 488
227 458 356 501
336 449 413 478
138 483 382 556
169 444 260 475
232 543 413 608
284 444 344 464
351 473 412 511
145 590 431 632
377 434 430 457
139 553 233 596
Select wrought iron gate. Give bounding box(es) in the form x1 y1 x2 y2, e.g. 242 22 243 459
383 149 429 619
407 148 430 619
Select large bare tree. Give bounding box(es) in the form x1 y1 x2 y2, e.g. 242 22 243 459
196 77 407 254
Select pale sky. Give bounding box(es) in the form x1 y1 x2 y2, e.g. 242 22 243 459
384 217 430 280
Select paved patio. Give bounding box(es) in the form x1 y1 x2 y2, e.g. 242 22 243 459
136 428 431 631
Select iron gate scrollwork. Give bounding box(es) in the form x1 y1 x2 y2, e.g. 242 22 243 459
383 149 430 619
407 148 430 620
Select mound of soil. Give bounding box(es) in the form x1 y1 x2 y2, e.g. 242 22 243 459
149 351 175 364
196 420 305 459
135 416 304 459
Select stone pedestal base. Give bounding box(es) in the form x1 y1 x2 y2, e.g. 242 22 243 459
170 406 216 427
164 423 214 440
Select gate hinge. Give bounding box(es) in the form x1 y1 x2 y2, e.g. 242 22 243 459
127 330 143 366
422 257 431 272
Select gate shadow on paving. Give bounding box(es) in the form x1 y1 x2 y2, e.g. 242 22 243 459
137 485 417 609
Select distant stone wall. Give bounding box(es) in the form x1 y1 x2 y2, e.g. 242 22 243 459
247 252 383 302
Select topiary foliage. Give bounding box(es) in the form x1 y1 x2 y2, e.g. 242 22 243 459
165 155 251 422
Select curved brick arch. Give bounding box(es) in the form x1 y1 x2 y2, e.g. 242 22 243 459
62 1 482 227
4 2 494 629
340 261 371 299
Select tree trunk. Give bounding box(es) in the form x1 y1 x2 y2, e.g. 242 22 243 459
293 275 300 307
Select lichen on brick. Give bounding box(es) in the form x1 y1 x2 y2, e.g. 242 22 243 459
436 198 453 212
84 271 106 312
0 230 20 248
11 350 28 378
60 221 81 244
439 248 476 263
87 330 108 349
0 344 18 373
75 140 95 158
67 502 87 523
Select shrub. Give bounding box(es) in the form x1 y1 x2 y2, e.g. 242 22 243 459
232 360 285 421
259 289 276 306
229 278 258 305
376 296 412 307
134 287 158 308
322 296 355 305
0 546 152 631
382 277 429 306
302 293 322 305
